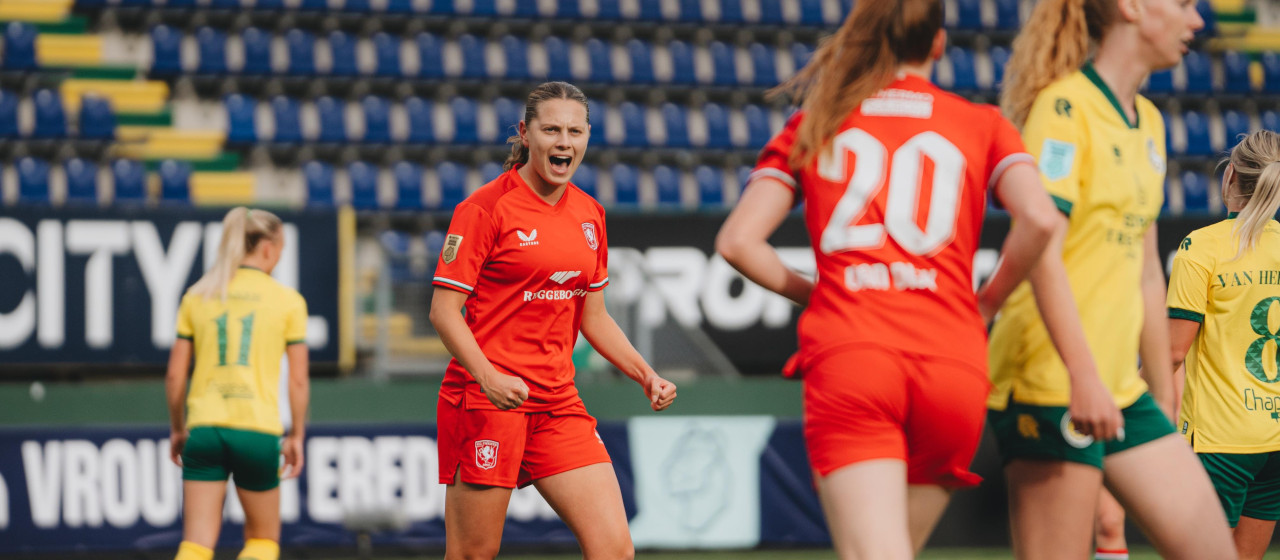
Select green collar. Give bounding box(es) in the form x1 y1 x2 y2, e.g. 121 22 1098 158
239 265 265 272
1082 62 1139 130
1228 212 1240 219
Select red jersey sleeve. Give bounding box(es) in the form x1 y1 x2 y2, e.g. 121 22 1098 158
749 111 802 193
587 212 609 292
984 111 1036 206
433 201 499 294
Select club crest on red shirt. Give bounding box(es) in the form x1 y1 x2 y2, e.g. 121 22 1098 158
475 439 499 470
582 222 598 250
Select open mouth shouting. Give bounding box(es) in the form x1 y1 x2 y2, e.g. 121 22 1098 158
549 155 573 174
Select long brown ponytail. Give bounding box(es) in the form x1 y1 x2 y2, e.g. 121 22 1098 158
504 81 590 171
1226 130 1280 260
1000 0 1116 129
188 207 282 301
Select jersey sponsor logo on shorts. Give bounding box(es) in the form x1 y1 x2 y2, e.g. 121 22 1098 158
517 229 539 247
1040 139 1076 182
549 271 582 284
582 222 599 251
443 234 463 264
475 439 499 470
524 288 588 301
1017 414 1040 440
1060 412 1095 449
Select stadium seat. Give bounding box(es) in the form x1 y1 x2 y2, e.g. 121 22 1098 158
241 27 273 75
743 104 771 149
1224 51 1251 94
1182 110 1212 156
450 97 479 144
661 103 690 148
587 98 607 146
597 0 621 20
393 161 423 210
372 32 401 77
271 96 303 143
1265 52 1280 94
620 101 648 147
703 102 731 148
3 22 37 71
78 95 116 140
544 36 573 81
710 41 737 86
431 0 457 14
949 47 977 91
989 46 1010 88
494 97 522 141
315 96 348 143
750 43 778 87
668 40 696 85
286 29 317 75
32 89 66 139
1181 170 1209 213
417 32 445 79
1222 110 1251 150
112 160 147 203
1147 68 1174 94
345 0 373 12
679 0 702 22
956 0 982 29
0 90 17 139
458 34 487 79
798 0 824 24
655 165 681 206
349 161 379 210
502 36 530 81
719 0 743 23
151 25 183 76
437 161 467 210
995 0 1020 30
159 159 192 203
736 165 752 194
1183 51 1212 94
328 31 358 77
472 0 496 16
480 161 504 184
304 161 335 207
362 96 391 143
628 39 655 84
758 0 783 24
638 0 662 21
299 0 328 10
256 0 285 8
792 43 814 74
16 157 50 204
586 38 613 83
611 163 639 206
196 27 229 75
574 163 598 198
1196 0 1216 39
696 165 723 206
1264 110 1280 133
405 96 435 144
556 0 582 19
386 0 414 14
64 158 98 205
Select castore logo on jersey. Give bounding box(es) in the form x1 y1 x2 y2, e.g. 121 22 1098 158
517 229 539 246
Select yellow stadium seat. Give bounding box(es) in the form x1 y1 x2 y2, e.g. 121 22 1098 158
114 128 226 160
60 79 168 114
189 172 256 206
34 34 100 67
0 0 72 23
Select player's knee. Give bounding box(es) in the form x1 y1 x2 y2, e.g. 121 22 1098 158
1094 511 1125 542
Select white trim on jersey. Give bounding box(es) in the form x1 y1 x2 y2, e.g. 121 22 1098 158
987 152 1037 191
748 168 798 190
589 277 609 290
432 277 474 293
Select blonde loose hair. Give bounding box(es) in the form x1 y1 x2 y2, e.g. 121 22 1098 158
1000 0 1117 129
188 207 282 300
1226 130 1280 260
770 0 943 170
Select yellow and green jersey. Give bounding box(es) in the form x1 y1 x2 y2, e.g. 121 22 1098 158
176 267 307 435
1168 217 1280 453
989 63 1167 410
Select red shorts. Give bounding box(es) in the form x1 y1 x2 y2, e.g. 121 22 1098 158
802 345 989 487
437 394 611 489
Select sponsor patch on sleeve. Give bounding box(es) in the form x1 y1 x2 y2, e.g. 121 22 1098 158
1039 138 1076 182
442 234 463 264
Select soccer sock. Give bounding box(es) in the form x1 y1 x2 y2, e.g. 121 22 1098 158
238 538 280 560
175 541 214 560
1095 548 1129 560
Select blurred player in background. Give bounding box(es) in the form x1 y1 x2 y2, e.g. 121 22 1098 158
429 81 677 560
1167 130 1280 560
989 0 1234 558
166 207 310 560
716 1 1062 557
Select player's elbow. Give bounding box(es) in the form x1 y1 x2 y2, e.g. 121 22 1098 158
1022 200 1060 247
714 228 749 267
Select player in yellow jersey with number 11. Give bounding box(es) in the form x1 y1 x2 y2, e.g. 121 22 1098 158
165 207 311 560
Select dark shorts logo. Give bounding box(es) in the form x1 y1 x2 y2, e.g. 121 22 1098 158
475 439 499 470
443 234 463 264
582 222 599 251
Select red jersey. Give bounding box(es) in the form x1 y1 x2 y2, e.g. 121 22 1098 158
433 167 609 412
753 75 1032 371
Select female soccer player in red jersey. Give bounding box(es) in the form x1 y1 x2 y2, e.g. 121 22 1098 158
429 81 677 560
716 1 1061 557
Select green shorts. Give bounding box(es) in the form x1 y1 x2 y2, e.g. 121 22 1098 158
182 426 281 492
1199 451 1280 527
988 392 1176 469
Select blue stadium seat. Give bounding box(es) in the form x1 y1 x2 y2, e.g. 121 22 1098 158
611 163 639 206
949 47 977 91
159 159 192 204
1264 110 1280 133
112 160 147 203
703 102 731 148
502 36 530 80
661 102 689 148
1183 51 1213 94
241 27 273 75
628 39 655 84
381 231 415 280
151 25 182 76
393 161 423 210
430 0 456 14
315 96 347 143
710 41 736 86
458 34 487 79
669 40 696 84
1181 170 1210 213
256 0 285 8
304 161 335 207
362 95 391 143
556 0 581 19
513 0 537 19
196 27 229 74
480 161 504 184
587 39 613 83
17 157 50 204
743 104 771 149
271 96 303 143
286 29 316 75
799 0 824 25
32 89 66 139
328 31 358 77
736 165 752 195
695 165 723 206
719 0 743 23
655 165 681 206
471 0 496 16
386 0 414 13
78 95 116 140
544 36 573 81
299 0 328 10
405 96 435 144
437 161 467 210
1147 68 1174 94
373 32 401 77
0 90 17 139
956 0 982 29
679 0 702 22
989 46 1010 88
417 32 445 79
4 22 37 71
450 97 478 144
792 43 814 73
1265 52 1280 94
1182 110 1212 156
750 43 777 87
638 0 662 21
494 97 522 141
64 158 98 205
620 101 648 147
1224 51 1251 94
758 0 783 24
345 0 373 12
1222 109 1251 150
597 0 621 20
574 162 598 198
1197 0 1216 39
995 0 1020 30
349 161 379 210
588 98 607 146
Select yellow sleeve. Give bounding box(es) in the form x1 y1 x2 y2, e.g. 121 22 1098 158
1167 232 1213 323
176 294 195 340
1022 91 1086 216
285 292 308 346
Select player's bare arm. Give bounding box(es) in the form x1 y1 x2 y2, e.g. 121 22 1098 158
429 287 529 410
716 176 814 307
977 163 1058 322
